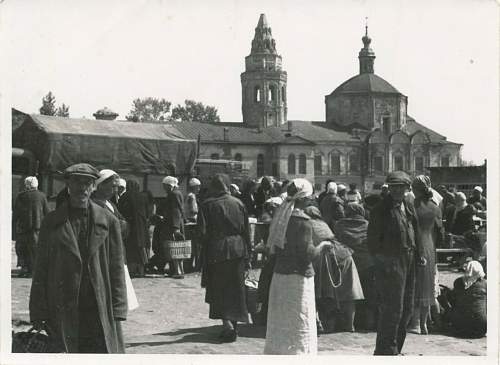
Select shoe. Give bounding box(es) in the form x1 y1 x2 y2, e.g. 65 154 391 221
407 326 421 335
219 329 237 343
172 274 184 279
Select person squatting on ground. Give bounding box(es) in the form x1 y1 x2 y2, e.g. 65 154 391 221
150 176 185 278
367 171 425 356
264 178 333 355
407 175 444 335
29 163 127 353
303 206 364 334
198 173 252 343
118 180 151 277
13 176 49 277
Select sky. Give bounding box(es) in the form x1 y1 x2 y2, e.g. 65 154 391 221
2 0 498 164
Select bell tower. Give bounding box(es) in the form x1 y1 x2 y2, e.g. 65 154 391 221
241 14 287 128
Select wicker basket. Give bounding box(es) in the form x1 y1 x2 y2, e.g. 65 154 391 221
161 239 192 260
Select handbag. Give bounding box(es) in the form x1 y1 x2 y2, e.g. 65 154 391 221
12 326 62 353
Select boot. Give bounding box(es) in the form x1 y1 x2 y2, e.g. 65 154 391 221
340 301 356 332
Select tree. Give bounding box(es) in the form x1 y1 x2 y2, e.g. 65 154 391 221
39 91 57 116
171 99 221 123
126 97 172 122
56 103 70 117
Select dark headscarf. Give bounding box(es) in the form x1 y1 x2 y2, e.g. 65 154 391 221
345 202 365 219
209 173 231 197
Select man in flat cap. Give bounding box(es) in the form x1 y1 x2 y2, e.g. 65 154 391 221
367 171 424 355
29 163 127 353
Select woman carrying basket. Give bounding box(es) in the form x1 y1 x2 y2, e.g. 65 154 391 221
198 174 252 343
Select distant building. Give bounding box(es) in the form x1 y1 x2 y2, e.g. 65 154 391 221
428 164 486 197
172 14 462 192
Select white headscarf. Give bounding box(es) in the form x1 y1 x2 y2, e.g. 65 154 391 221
267 178 313 252
96 169 118 186
463 260 485 289
162 176 178 187
327 181 337 194
24 176 38 190
189 177 201 187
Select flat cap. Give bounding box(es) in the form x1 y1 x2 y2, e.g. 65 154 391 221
64 163 100 179
386 171 412 186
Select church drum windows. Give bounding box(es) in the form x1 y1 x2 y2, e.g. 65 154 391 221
288 154 296 175
234 153 242 161
330 154 341 175
299 154 307 174
441 155 450 167
254 86 261 103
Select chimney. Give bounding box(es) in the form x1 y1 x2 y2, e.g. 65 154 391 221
223 127 229 141
93 107 118 120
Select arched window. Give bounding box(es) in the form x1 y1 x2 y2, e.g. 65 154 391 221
415 156 424 172
257 154 265 177
394 155 404 171
288 154 296 174
331 154 341 175
373 155 383 173
269 85 276 103
314 155 322 176
382 115 391 135
299 154 307 174
254 86 261 103
441 155 450 167
211 153 220 160
234 153 242 161
281 86 286 102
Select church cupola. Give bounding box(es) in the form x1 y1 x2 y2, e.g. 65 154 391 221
358 24 376 74
241 14 287 128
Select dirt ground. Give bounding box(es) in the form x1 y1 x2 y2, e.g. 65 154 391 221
10 243 487 356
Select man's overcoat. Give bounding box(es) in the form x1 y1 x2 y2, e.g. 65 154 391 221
29 201 128 353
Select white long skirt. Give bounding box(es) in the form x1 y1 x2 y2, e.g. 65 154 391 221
264 273 317 355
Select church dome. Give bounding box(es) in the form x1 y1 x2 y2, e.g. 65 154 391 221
330 73 401 95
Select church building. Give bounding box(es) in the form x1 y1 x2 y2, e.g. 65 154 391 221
171 14 462 192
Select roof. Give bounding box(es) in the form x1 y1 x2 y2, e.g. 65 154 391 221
264 121 355 143
329 73 402 95
403 116 461 145
30 114 189 141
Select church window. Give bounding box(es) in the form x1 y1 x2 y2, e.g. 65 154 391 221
299 154 307 174
234 153 242 161
211 153 220 160
272 162 278 177
382 116 391 135
441 155 450 167
373 155 383 173
288 154 296 174
257 154 265 177
349 152 359 173
415 156 424 172
314 155 322 176
331 154 341 175
394 155 404 171
254 86 261 103
269 85 276 103
281 87 286 102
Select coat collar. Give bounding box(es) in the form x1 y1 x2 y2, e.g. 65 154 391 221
51 200 109 262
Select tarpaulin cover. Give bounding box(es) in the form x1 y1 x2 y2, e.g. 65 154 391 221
12 114 197 176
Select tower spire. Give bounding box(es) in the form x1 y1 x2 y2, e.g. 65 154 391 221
358 20 376 74
251 13 277 54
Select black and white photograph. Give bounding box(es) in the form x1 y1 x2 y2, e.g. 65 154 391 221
1 0 498 362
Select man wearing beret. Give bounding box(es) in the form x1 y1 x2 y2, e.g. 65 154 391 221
29 163 127 353
367 171 425 355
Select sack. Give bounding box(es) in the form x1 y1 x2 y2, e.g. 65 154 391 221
12 327 62 353
124 264 139 311
161 239 192 260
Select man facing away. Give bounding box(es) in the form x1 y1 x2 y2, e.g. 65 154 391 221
367 171 424 355
29 163 127 353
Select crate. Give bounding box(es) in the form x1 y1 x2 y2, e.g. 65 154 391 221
161 239 192 260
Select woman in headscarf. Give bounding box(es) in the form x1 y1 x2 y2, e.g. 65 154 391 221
264 179 332 355
334 202 376 330
445 192 476 235
319 181 345 232
407 175 444 335
304 205 364 333
198 174 252 342
445 261 487 338
118 180 150 277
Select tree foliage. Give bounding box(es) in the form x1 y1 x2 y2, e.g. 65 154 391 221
126 97 172 123
40 91 70 117
56 103 70 117
39 92 57 116
171 99 221 123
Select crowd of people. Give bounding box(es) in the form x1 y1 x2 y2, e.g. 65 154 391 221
12 163 488 354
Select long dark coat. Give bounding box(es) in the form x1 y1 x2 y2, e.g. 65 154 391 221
13 189 49 235
29 201 128 353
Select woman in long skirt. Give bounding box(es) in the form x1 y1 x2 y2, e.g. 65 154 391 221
264 179 332 355
407 175 444 334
